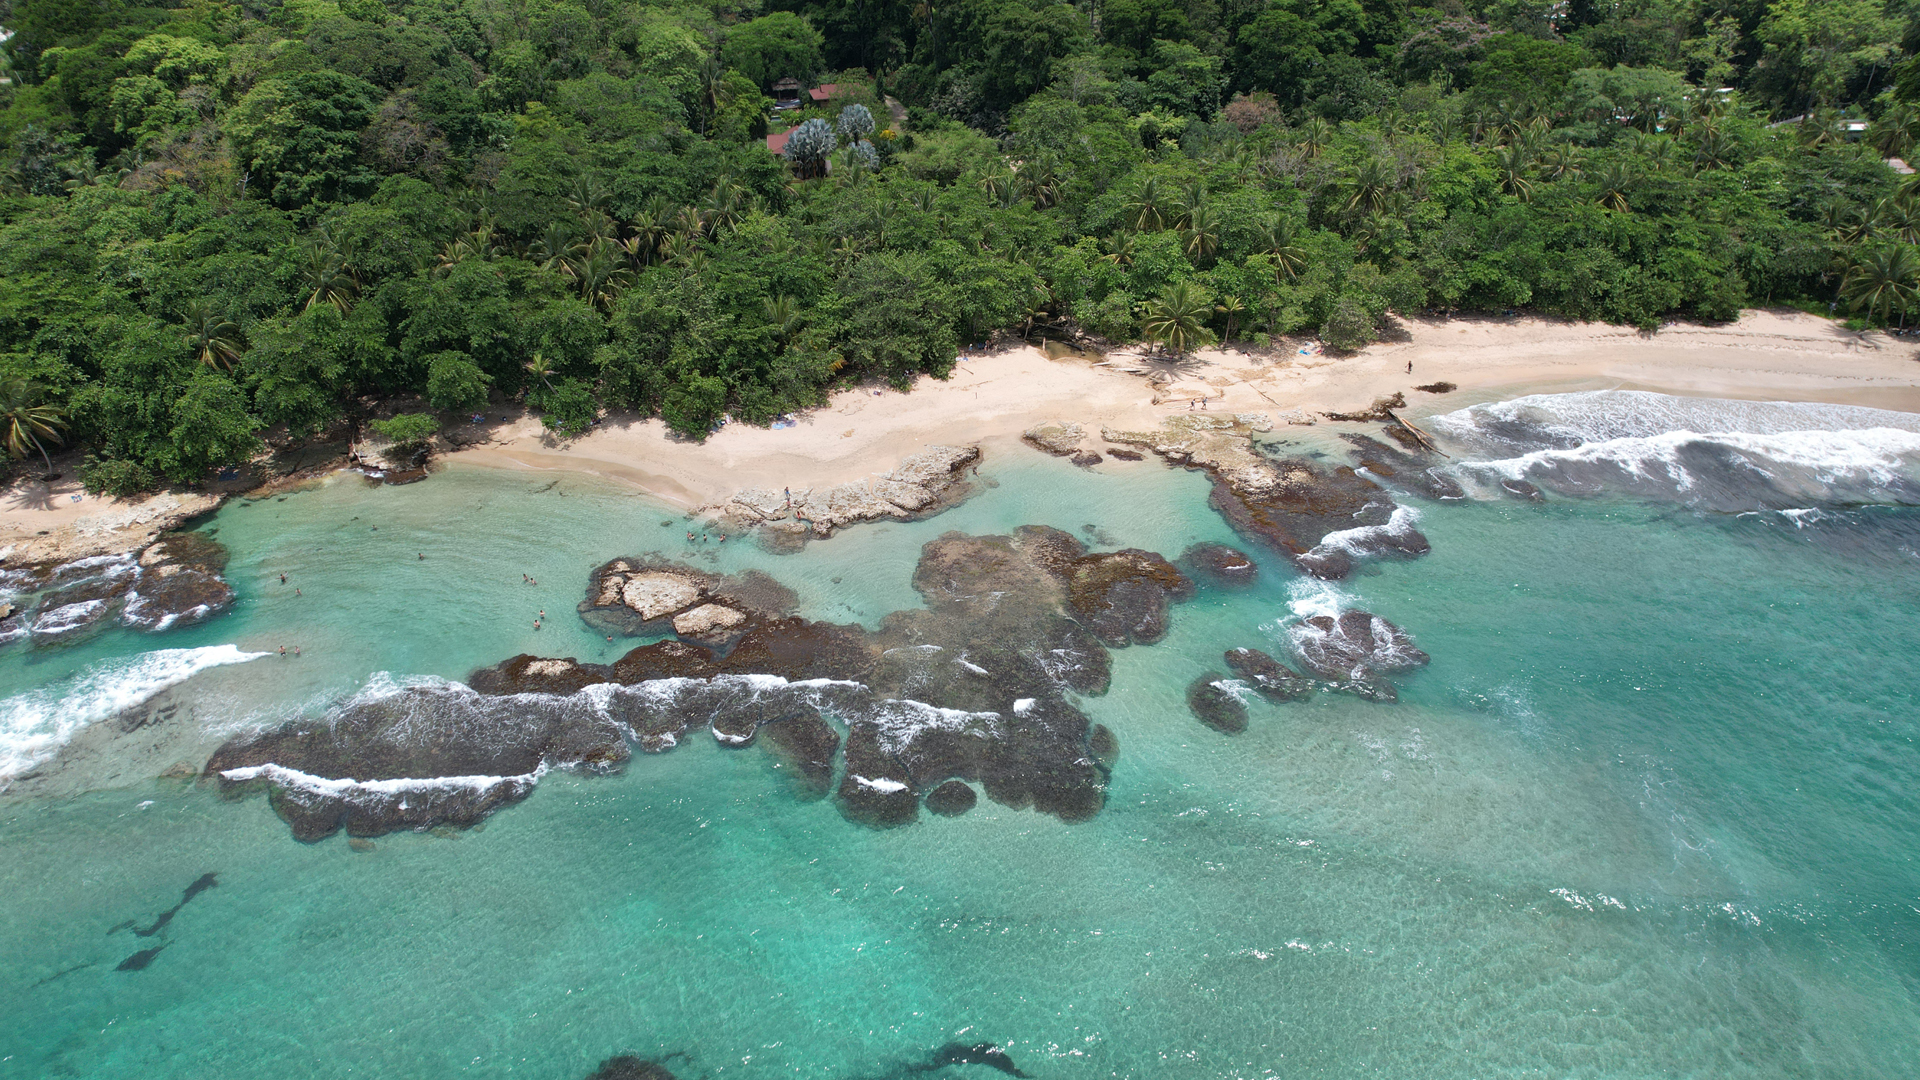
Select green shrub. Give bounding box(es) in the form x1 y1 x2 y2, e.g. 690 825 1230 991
82 456 157 498
370 413 440 449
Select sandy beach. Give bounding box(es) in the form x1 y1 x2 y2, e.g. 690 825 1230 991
2 309 1915 559
448 309 1920 509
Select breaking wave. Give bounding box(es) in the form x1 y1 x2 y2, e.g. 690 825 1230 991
0 644 268 785
1429 390 1920 510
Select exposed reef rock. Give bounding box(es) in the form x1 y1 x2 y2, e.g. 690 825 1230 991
1341 433 1466 501
577 557 796 646
1222 647 1313 702
1070 451 1104 467
214 527 1201 839
704 445 981 548
1106 447 1144 461
1012 525 1193 646
1501 478 1545 502
1179 542 1259 587
1103 414 1428 580
1288 610 1429 701
207 683 631 841
1186 674 1249 734
1022 422 1084 456
0 533 235 645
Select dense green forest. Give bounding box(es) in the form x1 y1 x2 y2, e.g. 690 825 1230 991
3 0 1920 491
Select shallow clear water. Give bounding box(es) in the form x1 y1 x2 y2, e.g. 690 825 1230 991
2 407 1919 1079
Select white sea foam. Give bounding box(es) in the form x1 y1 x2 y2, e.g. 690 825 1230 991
0 644 268 784
1306 504 1425 558
219 762 545 796
1431 389 1920 447
851 774 909 793
1431 390 1920 508
1284 578 1349 620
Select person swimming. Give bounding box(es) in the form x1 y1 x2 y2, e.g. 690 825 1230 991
277 646 285 656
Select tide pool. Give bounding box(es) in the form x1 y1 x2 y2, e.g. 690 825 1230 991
2 411 1919 1078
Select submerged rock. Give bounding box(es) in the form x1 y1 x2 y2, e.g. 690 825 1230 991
1223 647 1312 702
1179 542 1259 587
585 1057 678 1080
759 710 840 799
206 682 631 841
1069 450 1104 467
1501 478 1545 501
1341 433 1467 501
1186 674 1249 734
1012 526 1194 646
926 779 979 816
1288 610 1429 701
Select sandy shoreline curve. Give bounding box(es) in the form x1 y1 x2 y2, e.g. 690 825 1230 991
2 308 1916 562
448 309 1920 509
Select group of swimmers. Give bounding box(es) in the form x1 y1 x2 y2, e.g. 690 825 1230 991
686 531 727 543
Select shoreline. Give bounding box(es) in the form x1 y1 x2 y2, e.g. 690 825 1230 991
4 308 1918 562
443 308 1920 510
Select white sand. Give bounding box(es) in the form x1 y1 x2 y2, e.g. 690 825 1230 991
450 310 1920 508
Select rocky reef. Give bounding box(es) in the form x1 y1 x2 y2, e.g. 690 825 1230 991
1186 674 1249 734
1222 647 1313 702
576 557 798 647
0 532 235 645
1103 414 1431 579
1287 610 1430 702
703 445 980 549
211 528 1202 839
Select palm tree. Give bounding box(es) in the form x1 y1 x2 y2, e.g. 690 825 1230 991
1343 157 1395 217
762 294 803 345
1124 176 1168 232
0 379 67 477
1842 246 1920 327
1215 294 1246 342
1297 117 1332 160
1593 162 1635 213
524 352 556 406
1539 144 1582 182
566 175 611 219
183 300 244 371
1255 218 1307 282
302 243 359 313
572 242 633 312
1493 144 1535 202
529 221 581 274
1179 203 1220 262
1141 281 1215 357
1100 231 1136 266
1871 104 1917 161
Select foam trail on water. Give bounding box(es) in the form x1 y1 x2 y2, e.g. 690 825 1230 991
0 644 268 784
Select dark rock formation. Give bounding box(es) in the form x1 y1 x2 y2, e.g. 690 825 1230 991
760 710 840 799
1106 447 1144 461
1179 542 1259 587
1069 450 1104 467
1288 610 1429 701
1103 416 1429 580
1501 478 1544 501
1223 647 1312 702
1012 526 1193 646
1414 381 1457 394
1341 433 1467 501
1186 674 1249 734
925 780 978 816
215 527 1202 839
2 534 235 644
585 1056 678 1080
577 557 795 647
206 682 630 841
1323 393 1409 422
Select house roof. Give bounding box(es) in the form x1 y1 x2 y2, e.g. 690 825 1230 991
772 77 801 91
808 83 839 102
765 130 791 156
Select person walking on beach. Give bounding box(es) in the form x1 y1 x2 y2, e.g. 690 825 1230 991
1406 360 1413 374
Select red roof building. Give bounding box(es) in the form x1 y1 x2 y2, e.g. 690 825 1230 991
765 129 792 156
808 84 839 103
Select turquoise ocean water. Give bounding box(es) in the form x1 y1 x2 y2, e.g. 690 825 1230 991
2 392 1918 1078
